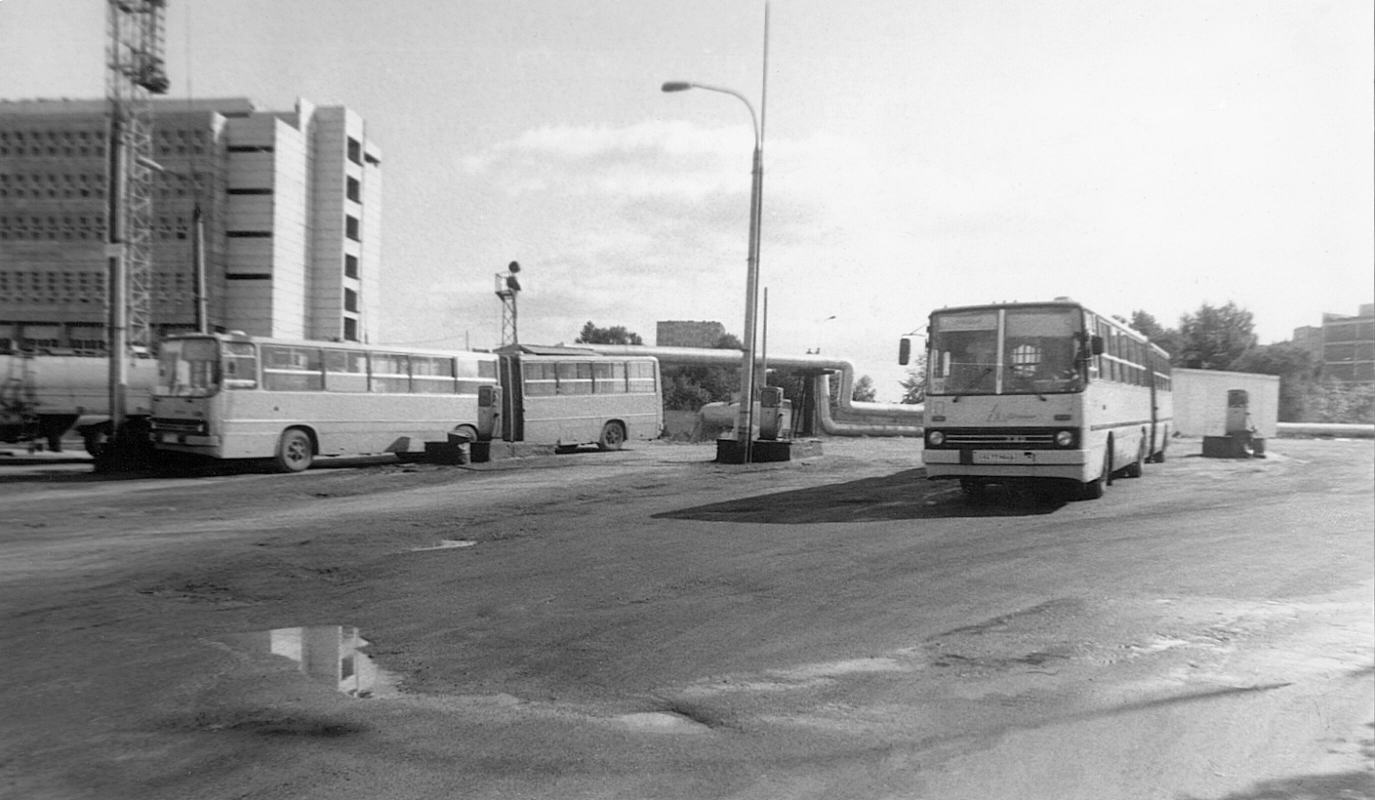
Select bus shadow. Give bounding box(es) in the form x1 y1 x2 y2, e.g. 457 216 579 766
0 454 406 484
653 469 1067 524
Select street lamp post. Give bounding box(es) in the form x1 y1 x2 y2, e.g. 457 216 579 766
662 5 769 463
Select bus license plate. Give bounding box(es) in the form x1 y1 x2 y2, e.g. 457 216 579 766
973 451 1035 465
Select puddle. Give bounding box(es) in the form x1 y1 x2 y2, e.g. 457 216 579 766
220 626 401 698
410 539 478 552
615 711 713 733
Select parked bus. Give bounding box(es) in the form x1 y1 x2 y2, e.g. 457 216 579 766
491 345 662 451
150 332 497 472
902 299 1172 500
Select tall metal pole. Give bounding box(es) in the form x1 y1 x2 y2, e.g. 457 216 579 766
661 2 770 463
192 203 207 333
106 112 129 446
745 2 769 462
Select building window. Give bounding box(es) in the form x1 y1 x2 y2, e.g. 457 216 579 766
344 254 359 278
344 288 358 312
346 176 361 202
347 137 362 165
343 317 359 342
345 216 360 242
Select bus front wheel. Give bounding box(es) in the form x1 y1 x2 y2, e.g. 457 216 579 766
274 428 314 473
597 421 626 451
1080 449 1110 500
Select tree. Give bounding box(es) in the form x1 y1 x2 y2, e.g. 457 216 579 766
1130 309 1183 362
898 369 925 405
898 350 927 404
1305 380 1375 424
575 321 643 346
660 331 743 411
851 375 877 402
1229 342 1317 421
1176 302 1256 370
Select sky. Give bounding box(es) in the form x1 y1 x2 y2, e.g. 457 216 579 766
2 0 1371 400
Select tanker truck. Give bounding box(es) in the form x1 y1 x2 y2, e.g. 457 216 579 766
1 353 157 454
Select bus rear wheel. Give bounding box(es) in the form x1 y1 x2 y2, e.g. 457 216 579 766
597 421 626 451
274 428 314 473
1123 438 1146 478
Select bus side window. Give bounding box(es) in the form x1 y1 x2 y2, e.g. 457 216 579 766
593 361 623 394
324 349 367 392
263 345 324 391
370 353 410 393
523 362 556 396
628 361 656 393
222 342 258 389
411 356 457 394
557 362 592 395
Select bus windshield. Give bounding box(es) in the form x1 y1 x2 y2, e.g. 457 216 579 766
928 306 1084 396
156 337 223 397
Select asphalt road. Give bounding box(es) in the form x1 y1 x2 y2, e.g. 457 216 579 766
1 436 1371 800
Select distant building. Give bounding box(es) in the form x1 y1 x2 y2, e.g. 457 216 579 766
1290 303 1375 385
657 320 727 348
0 97 382 352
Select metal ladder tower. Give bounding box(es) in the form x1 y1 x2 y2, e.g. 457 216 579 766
106 0 169 355
494 261 522 346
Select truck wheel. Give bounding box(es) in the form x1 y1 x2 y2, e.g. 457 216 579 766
274 428 314 473
82 422 112 458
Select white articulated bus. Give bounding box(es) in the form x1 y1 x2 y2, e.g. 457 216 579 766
493 345 662 451
150 333 497 472
904 299 1172 500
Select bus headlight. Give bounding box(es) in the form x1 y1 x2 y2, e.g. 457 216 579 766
927 430 945 447
1055 430 1075 447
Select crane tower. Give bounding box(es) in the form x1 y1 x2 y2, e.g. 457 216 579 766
106 0 169 354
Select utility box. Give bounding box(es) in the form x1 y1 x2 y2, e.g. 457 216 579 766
1202 387 1266 458
757 387 791 441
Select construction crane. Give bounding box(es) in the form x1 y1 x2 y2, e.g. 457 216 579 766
102 0 168 468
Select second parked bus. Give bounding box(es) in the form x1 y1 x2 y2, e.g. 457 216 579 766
492 345 662 451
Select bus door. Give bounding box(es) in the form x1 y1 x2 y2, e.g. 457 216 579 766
497 354 523 442
1147 348 1161 455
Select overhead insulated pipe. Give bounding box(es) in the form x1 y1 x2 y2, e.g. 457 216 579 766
579 345 923 438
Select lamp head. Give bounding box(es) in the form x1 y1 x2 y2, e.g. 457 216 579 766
661 81 692 93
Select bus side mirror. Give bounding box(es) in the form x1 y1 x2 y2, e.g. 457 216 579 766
1090 335 1104 356
898 338 912 365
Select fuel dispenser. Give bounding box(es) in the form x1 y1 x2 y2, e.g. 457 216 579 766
1202 388 1265 458
757 386 791 441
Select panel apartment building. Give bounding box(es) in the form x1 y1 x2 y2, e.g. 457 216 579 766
0 96 381 353
1291 303 1375 385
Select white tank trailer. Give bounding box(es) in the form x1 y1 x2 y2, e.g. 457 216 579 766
1 353 157 453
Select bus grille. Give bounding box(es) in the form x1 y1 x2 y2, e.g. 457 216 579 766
930 427 1063 449
151 417 205 434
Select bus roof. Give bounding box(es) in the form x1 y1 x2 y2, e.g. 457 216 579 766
160 332 496 360
928 300 1167 354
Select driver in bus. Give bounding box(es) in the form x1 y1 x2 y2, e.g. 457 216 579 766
951 339 997 392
